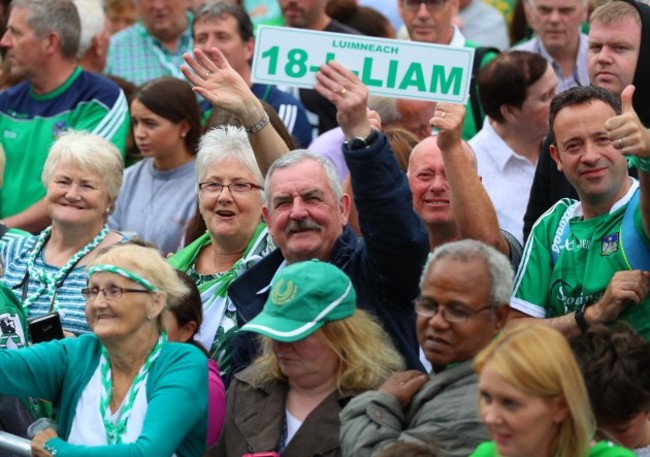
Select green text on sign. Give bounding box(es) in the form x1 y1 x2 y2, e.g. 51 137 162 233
252 26 475 103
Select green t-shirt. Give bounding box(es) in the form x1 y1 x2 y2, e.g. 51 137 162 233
470 441 636 456
512 182 650 338
0 67 129 218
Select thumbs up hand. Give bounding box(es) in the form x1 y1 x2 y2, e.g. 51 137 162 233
605 85 650 159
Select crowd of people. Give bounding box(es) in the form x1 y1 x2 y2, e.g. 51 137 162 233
0 0 649 456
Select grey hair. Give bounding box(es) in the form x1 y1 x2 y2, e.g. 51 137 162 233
73 0 106 58
264 150 342 209
368 96 400 126
195 125 264 190
11 0 80 60
420 239 514 307
41 131 124 200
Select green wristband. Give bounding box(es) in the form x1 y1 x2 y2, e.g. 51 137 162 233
627 156 650 173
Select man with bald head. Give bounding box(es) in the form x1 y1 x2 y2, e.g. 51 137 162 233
407 104 522 271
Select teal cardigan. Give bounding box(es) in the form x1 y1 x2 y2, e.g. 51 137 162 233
0 334 208 456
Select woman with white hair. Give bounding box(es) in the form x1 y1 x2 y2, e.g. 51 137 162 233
168 125 273 377
0 131 126 335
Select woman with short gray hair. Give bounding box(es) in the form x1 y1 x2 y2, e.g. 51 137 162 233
0 131 127 335
168 125 274 378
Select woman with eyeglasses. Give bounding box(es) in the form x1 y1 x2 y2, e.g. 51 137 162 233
168 125 274 379
0 131 127 335
108 77 202 254
0 243 208 456
471 324 634 457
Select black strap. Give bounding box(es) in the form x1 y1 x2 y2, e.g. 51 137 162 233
0 223 8 240
469 47 500 132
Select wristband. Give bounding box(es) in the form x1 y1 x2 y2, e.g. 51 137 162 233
574 306 589 333
627 156 650 173
245 112 270 135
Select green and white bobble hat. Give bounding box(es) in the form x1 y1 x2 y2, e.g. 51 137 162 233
240 259 356 342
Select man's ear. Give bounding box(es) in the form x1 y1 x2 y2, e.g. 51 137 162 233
549 144 563 172
492 303 510 331
500 105 518 124
244 38 255 62
339 193 351 226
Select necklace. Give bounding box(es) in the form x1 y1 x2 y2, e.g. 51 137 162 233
99 333 167 444
23 224 110 312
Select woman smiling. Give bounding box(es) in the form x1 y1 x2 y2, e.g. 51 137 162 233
1 132 126 335
0 243 208 456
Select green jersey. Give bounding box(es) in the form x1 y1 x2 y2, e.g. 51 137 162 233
470 441 636 457
0 67 129 218
512 181 650 338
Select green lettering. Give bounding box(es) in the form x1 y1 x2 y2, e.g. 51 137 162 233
430 66 463 95
398 63 425 92
386 60 398 89
361 57 383 87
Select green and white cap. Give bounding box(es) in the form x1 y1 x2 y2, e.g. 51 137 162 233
240 259 356 342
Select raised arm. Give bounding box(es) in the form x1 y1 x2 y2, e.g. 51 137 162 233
314 61 429 307
605 85 650 238
433 103 510 257
182 48 289 175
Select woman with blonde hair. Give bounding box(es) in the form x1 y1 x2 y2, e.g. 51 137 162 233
210 260 403 457
471 324 634 457
0 243 208 456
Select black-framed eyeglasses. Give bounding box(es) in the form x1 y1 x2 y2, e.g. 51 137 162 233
81 286 152 301
403 0 448 11
198 181 263 195
413 298 493 323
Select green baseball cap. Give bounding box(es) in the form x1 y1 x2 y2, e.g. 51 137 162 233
240 259 356 342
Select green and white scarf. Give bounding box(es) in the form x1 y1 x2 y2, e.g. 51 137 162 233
24 225 109 312
99 332 166 444
168 223 272 373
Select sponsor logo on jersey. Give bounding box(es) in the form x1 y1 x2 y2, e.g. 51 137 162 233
551 280 602 314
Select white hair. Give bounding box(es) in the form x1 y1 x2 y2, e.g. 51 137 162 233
73 0 107 58
195 125 264 190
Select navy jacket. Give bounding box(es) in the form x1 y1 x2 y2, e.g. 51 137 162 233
228 132 429 377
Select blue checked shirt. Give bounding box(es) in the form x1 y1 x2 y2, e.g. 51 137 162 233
105 13 194 87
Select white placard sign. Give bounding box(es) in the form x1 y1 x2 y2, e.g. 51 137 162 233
252 26 475 103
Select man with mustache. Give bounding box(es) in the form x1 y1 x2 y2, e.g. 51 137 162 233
513 0 589 92
227 60 429 377
340 239 511 457
510 85 650 339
